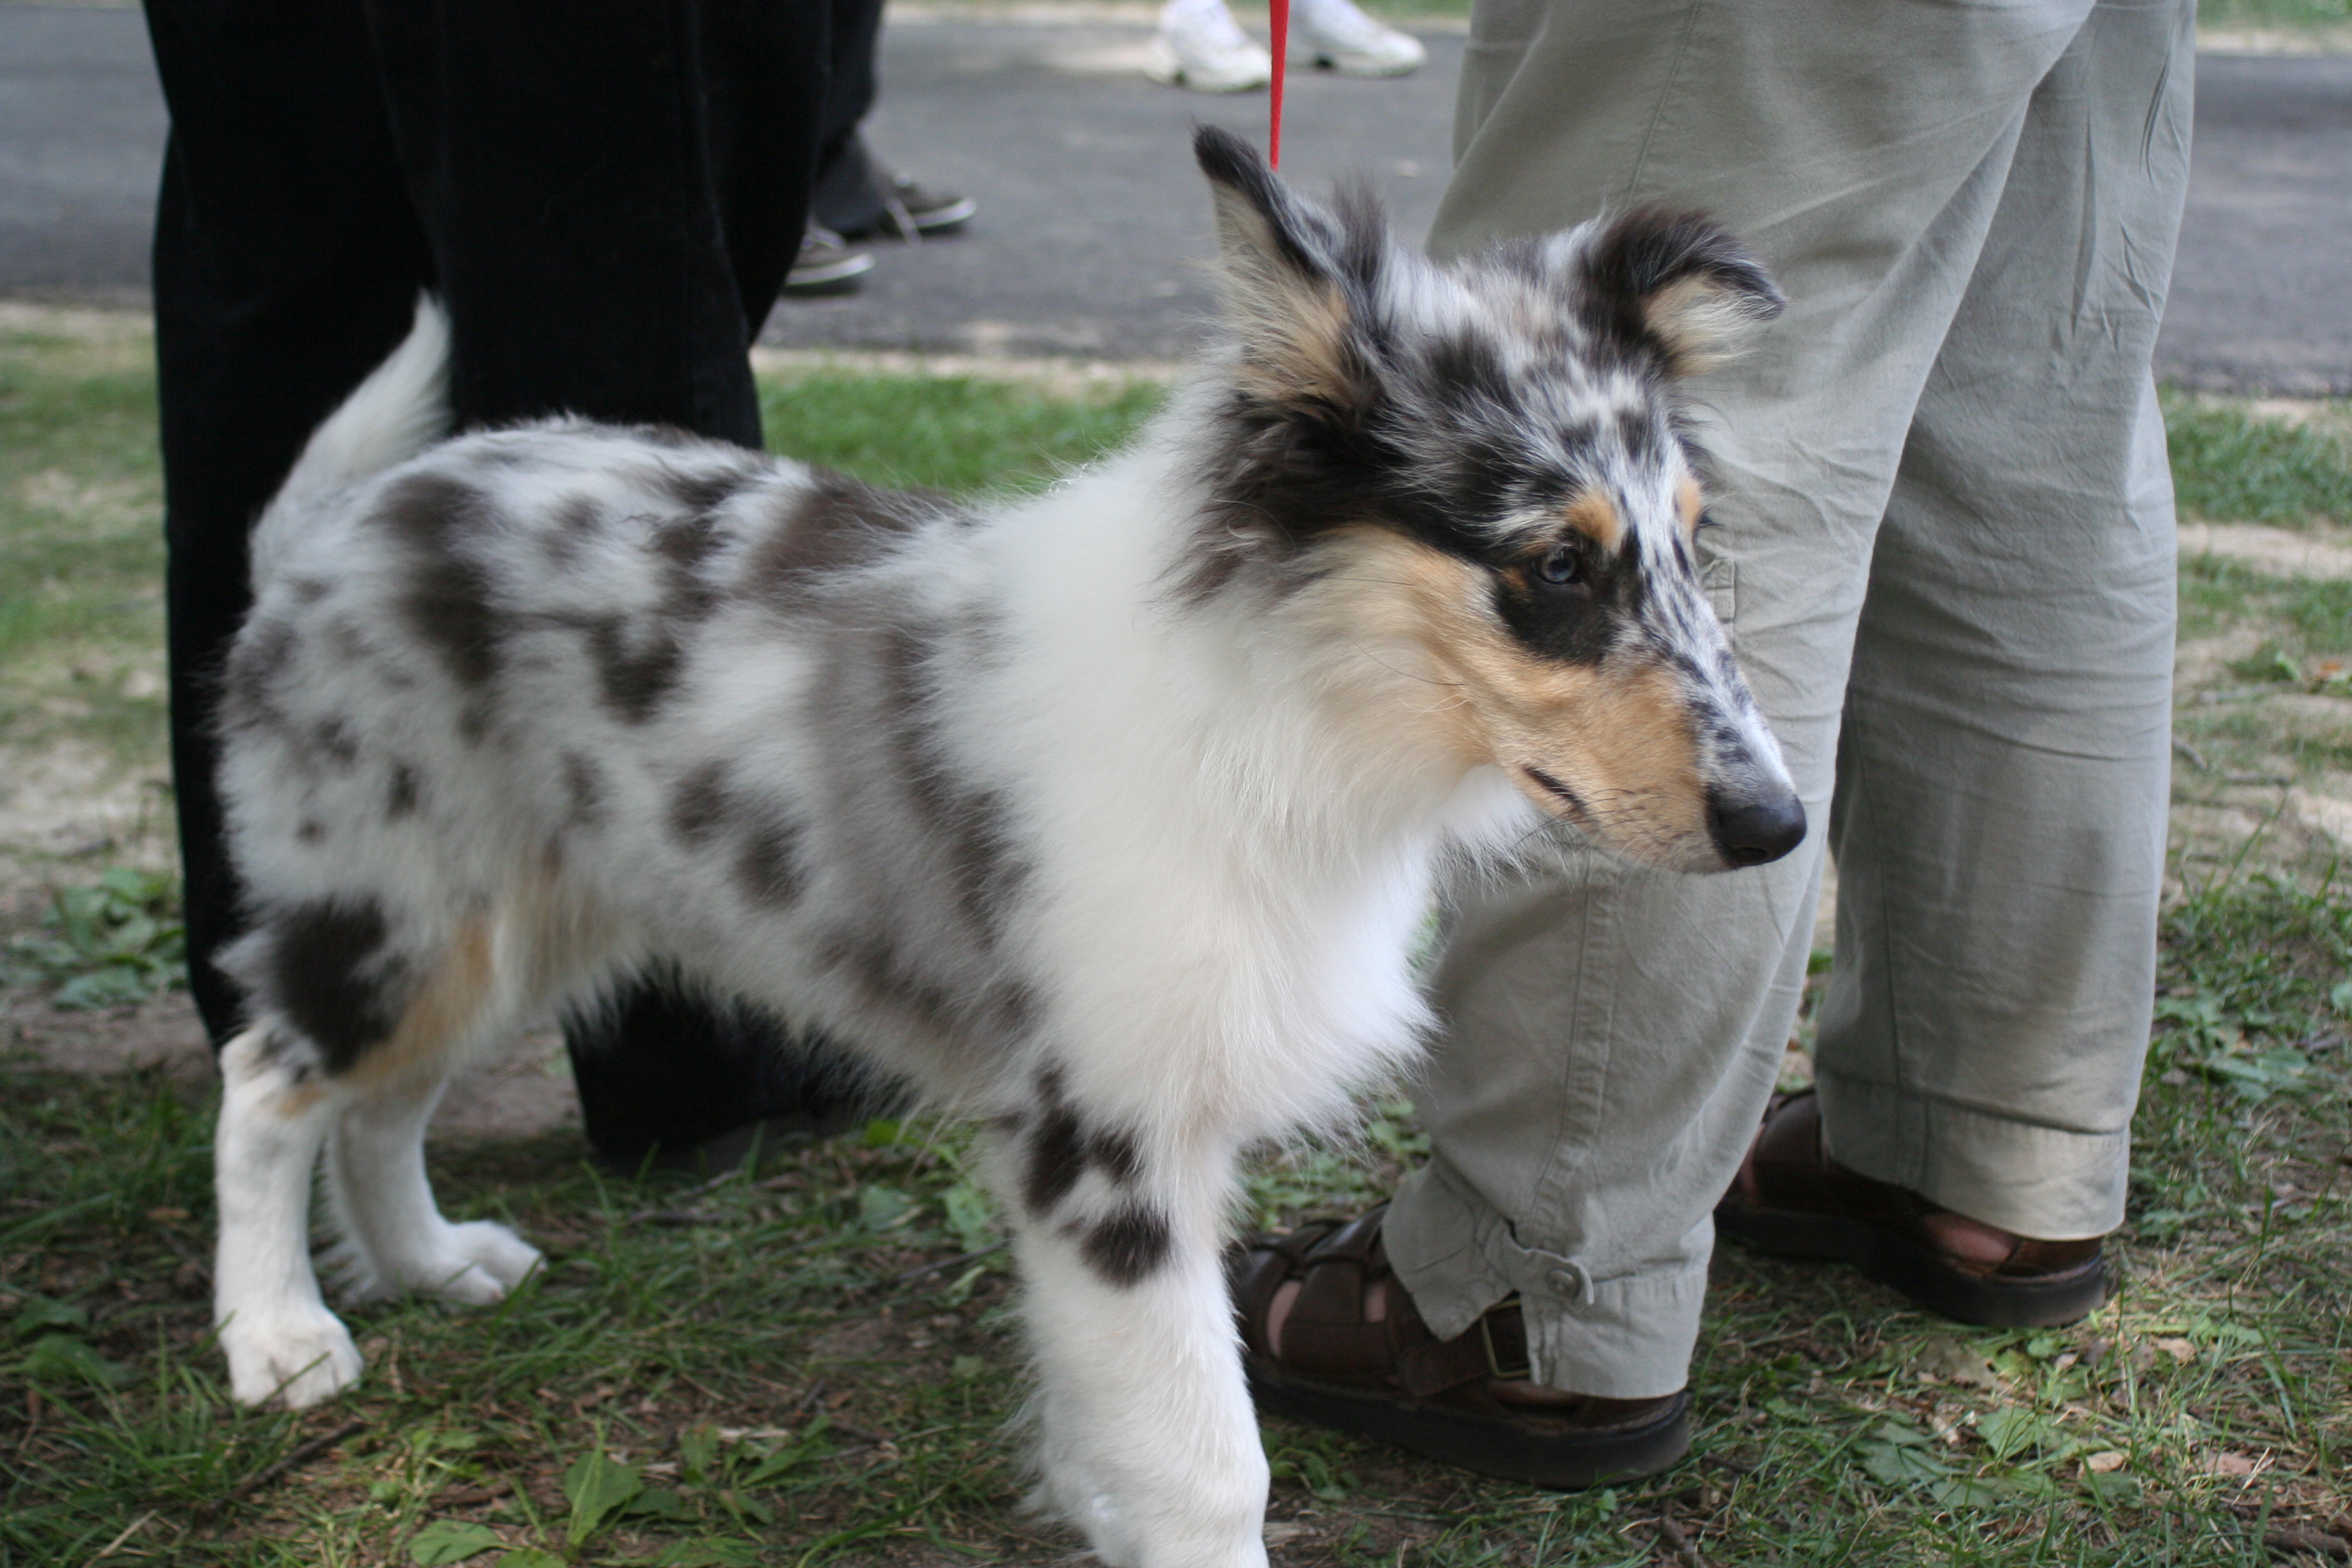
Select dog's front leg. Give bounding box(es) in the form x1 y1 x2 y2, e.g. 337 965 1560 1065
997 1126 1269 1568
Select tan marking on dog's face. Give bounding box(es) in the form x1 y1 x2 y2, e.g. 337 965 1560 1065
1301 528 1720 868
1563 491 1624 555
1676 475 1703 534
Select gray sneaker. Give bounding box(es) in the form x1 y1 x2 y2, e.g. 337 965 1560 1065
840 174 978 242
783 226 875 297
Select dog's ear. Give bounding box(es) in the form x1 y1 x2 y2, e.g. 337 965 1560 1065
1193 126 1376 411
1578 208 1783 376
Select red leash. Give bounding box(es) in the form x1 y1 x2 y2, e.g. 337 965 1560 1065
1269 0 1287 167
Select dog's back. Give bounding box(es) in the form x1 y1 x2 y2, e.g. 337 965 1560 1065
221 392 1058 1073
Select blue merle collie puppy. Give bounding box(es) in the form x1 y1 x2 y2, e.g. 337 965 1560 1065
209 128 1801 1568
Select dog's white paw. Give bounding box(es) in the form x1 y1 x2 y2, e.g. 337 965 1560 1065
415 1220 542 1305
1032 1463 1269 1568
219 1306 363 1408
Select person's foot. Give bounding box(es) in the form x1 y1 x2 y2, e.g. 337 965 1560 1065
1715 1090 2110 1326
1292 0 1425 76
783 226 875 297
1227 1207 1690 1488
836 173 977 243
1144 0 1274 93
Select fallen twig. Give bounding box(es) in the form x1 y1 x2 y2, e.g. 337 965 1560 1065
2266 1528 2351 1561
212 1418 368 1512
1659 1514 1706 1568
79 1509 154 1568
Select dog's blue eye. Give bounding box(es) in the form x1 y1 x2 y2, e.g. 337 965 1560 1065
1535 547 1581 587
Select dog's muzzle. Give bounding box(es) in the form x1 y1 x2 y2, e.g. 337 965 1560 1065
1706 787 1807 868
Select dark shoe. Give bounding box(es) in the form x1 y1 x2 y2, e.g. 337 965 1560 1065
783 226 875 296
836 174 977 243
1715 1090 2108 1327
1227 1207 1690 1488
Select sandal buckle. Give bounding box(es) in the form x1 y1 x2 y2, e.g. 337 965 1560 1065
1479 1298 1531 1382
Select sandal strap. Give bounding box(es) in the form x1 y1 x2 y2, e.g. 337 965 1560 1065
1228 1203 1533 1398
1394 1295 1531 1396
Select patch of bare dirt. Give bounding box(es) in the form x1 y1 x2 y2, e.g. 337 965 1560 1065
0 740 174 891
2180 520 2352 580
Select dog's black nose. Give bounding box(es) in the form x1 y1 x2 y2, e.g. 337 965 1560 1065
1708 789 1807 868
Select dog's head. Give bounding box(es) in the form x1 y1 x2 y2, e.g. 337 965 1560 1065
1183 127 1803 873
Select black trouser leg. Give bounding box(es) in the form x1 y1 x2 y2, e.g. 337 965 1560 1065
145 0 437 1040
811 0 890 236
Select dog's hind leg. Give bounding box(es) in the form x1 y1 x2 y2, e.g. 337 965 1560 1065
992 1104 1269 1568
214 1024 362 1407
321 906 565 1306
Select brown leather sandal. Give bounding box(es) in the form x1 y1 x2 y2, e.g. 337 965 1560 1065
1715 1090 2108 1327
1226 1206 1690 1488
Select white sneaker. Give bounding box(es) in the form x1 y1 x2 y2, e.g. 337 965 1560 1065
1145 0 1274 93
1293 0 1425 76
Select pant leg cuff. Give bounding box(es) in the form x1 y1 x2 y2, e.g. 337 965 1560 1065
1383 1162 1703 1399
1814 1072 2129 1240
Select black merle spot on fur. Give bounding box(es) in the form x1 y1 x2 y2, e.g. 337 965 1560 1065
742 472 959 602
379 473 506 693
1026 1101 1090 1213
991 979 1041 1033
1424 332 1511 415
1090 1125 1143 1185
734 812 804 906
1080 1205 1172 1286
587 616 687 724
386 762 421 820
669 760 732 846
655 462 755 518
540 495 604 570
876 623 1033 944
289 578 331 606
310 717 360 770
296 819 325 844
1022 1068 1143 1215
562 751 605 828
391 528 497 662
268 898 408 1072
651 512 725 612
323 619 375 670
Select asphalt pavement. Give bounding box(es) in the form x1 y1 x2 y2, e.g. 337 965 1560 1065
2 3 2347 391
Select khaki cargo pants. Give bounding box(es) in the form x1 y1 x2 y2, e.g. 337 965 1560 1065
1383 0 2195 1396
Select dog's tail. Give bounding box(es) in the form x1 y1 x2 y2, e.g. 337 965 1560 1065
251 293 451 581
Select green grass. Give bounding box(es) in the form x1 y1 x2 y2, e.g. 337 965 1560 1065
0 316 167 764
2163 393 2352 529
2198 0 2352 24
758 369 1164 499
3 948 2347 1567
2181 558 2352 657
